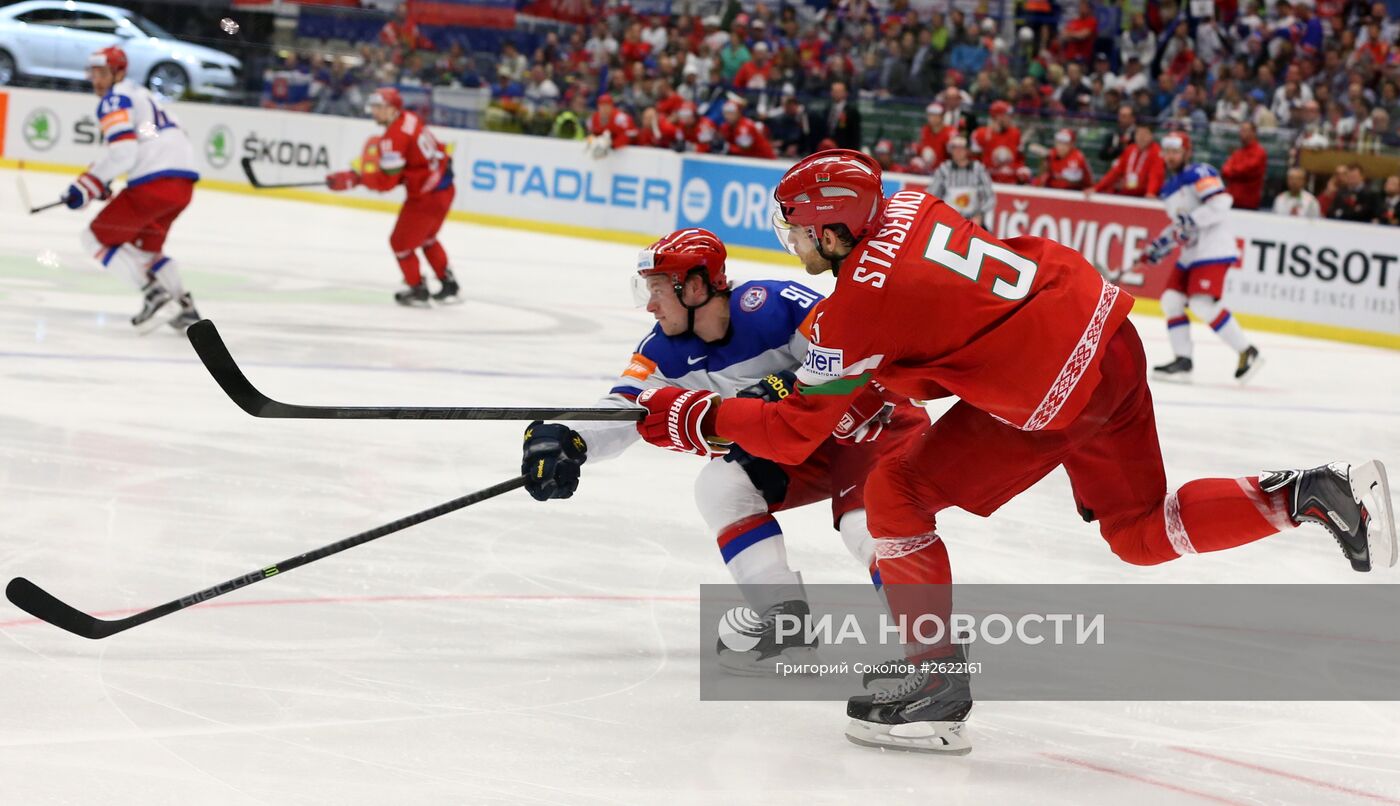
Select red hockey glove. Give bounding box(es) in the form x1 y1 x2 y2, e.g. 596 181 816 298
63 172 109 210
635 387 725 456
326 171 361 192
832 383 896 444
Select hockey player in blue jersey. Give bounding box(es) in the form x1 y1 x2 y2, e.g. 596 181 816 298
1136 131 1262 383
519 228 934 675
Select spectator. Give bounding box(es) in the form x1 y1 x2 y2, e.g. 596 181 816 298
734 42 775 91
766 91 810 156
927 135 996 223
1090 123 1165 198
379 5 429 56
824 81 862 150
1101 105 1136 163
1354 108 1397 154
1119 13 1156 68
719 29 752 84
906 27 942 98
584 23 618 69
1272 167 1322 218
1214 82 1250 124
1036 128 1093 190
497 42 528 84
522 66 560 120
1247 88 1279 129
1378 175 1400 226
1221 122 1270 210
1057 62 1093 114
1328 164 1379 222
1061 1 1098 65
551 93 589 140
312 57 360 118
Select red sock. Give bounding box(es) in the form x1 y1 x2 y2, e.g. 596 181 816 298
396 249 422 286
1102 476 1296 564
422 238 449 280
874 534 954 660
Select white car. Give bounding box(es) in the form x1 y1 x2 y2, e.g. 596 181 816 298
0 0 241 98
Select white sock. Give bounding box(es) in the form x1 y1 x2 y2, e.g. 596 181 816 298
1161 289 1193 359
1189 294 1252 354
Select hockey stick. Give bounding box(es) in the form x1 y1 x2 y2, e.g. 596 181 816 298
240 156 328 190
14 168 63 213
6 476 528 639
187 319 645 422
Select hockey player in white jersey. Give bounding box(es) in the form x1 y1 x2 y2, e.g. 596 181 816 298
1135 131 1260 382
63 47 202 331
519 228 933 675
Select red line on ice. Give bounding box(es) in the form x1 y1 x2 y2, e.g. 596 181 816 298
1172 747 1400 805
1041 752 1250 805
0 592 701 629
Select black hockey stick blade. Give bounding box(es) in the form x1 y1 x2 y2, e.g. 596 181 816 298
29 199 67 214
187 319 644 421
240 156 326 190
6 577 119 639
7 476 529 639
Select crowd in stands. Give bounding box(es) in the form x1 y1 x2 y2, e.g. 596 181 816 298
265 0 1400 225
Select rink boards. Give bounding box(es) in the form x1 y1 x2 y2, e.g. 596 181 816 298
2 85 1395 347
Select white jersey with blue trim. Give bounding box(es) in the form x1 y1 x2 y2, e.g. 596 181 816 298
88 79 199 188
1159 162 1237 269
575 279 824 461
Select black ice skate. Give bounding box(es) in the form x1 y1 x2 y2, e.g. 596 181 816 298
168 293 201 331
716 599 820 676
1234 345 1263 383
1260 461 1395 572
1152 355 1193 382
432 270 462 304
131 280 174 332
846 657 973 755
394 283 430 308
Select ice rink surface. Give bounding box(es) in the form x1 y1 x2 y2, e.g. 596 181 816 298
2 167 1399 805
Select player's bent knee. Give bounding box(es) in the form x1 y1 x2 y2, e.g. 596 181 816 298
694 459 768 533
864 457 943 539
80 226 119 255
1099 512 1176 566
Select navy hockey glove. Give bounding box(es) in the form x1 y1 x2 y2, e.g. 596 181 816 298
737 370 799 403
1143 232 1175 264
522 421 587 501
63 172 109 210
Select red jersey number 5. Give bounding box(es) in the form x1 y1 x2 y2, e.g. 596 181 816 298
923 223 1038 301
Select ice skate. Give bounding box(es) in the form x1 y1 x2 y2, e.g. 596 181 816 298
432 270 462 305
1234 345 1263 383
167 292 201 331
1152 355 1193 382
394 283 430 308
1260 461 1396 572
716 599 820 676
130 280 174 333
846 660 973 755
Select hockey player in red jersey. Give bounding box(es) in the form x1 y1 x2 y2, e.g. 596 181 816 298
586 93 638 153
1035 128 1093 190
633 149 1395 754
675 103 719 153
970 100 1026 183
519 228 933 674
326 88 458 307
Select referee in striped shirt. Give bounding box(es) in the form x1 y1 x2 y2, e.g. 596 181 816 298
926 135 996 225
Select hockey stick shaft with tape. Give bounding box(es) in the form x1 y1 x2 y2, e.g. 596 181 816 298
240 157 328 190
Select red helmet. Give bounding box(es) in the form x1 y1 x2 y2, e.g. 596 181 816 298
634 228 729 304
88 46 128 73
772 149 884 253
367 87 404 111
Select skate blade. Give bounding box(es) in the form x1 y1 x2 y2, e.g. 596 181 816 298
433 295 463 306
131 300 178 335
1235 355 1266 385
395 299 431 309
1352 460 1397 570
1151 370 1193 384
844 718 971 755
717 646 820 677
